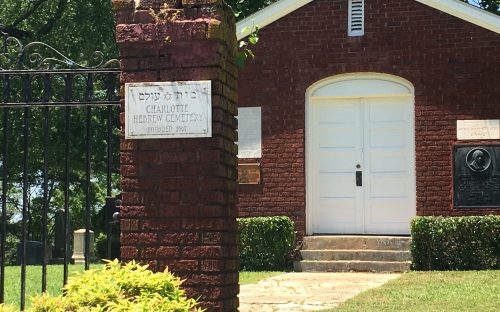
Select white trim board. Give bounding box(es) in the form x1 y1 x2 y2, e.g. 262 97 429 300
237 0 313 40
236 0 500 40
415 0 499 34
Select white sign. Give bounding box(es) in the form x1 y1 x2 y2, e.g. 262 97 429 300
457 120 500 140
237 107 262 158
125 81 211 139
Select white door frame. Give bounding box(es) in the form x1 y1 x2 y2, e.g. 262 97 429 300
305 73 416 235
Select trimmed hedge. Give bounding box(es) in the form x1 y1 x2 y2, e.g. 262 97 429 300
238 216 295 271
411 216 500 270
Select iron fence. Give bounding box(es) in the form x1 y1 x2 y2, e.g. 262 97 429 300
0 27 121 310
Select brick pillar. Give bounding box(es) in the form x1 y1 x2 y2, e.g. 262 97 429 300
112 1 239 311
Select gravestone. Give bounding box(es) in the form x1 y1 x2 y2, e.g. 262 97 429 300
454 145 500 207
51 209 66 263
16 241 44 265
72 229 97 264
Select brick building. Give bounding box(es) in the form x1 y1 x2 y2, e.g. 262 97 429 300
235 0 500 238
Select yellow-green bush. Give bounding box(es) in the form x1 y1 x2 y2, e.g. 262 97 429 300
23 260 202 312
0 304 16 312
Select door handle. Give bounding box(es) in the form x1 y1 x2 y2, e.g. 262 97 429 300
356 171 362 186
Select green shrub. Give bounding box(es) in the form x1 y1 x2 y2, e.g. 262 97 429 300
91 217 296 271
411 216 500 270
28 259 202 311
5 234 18 265
238 216 295 271
95 232 121 260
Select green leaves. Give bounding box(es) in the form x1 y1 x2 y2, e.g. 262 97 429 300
238 216 296 271
226 0 280 20
248 35 259 45
411 216 500 270
461 0 500 15
28 260 203 312
0 0 118 61
235 25 260 68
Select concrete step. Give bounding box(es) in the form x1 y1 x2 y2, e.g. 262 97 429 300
302 236 411 251
294 260 411 273
300 249 411 262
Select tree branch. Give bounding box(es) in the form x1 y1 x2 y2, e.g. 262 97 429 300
35 0 69 38
11 0 49 28
2 26 33 39
2 0 65 40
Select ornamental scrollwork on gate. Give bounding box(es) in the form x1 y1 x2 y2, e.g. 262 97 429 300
0 24 119 70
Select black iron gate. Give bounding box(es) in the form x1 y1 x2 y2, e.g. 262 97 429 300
0 28 121 310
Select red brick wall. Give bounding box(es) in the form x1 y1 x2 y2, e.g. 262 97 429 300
114 0 240 310
237 0 500 238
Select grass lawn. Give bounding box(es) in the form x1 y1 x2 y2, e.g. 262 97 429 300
1 265 283 309
1 264 102 309
239 271 284 285
333 270 500 312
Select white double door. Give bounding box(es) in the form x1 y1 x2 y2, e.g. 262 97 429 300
310 96 415 234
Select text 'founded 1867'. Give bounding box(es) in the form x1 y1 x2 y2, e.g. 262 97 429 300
125 81 211 139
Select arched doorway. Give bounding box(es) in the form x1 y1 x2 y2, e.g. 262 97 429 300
305 73 416 235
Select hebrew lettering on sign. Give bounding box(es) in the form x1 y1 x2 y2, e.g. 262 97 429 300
125 81 212 139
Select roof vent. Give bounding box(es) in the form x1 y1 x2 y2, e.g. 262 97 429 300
348 0 364 36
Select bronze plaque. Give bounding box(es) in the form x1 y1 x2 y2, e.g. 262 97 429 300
238 163 261 184
454 145 500 208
